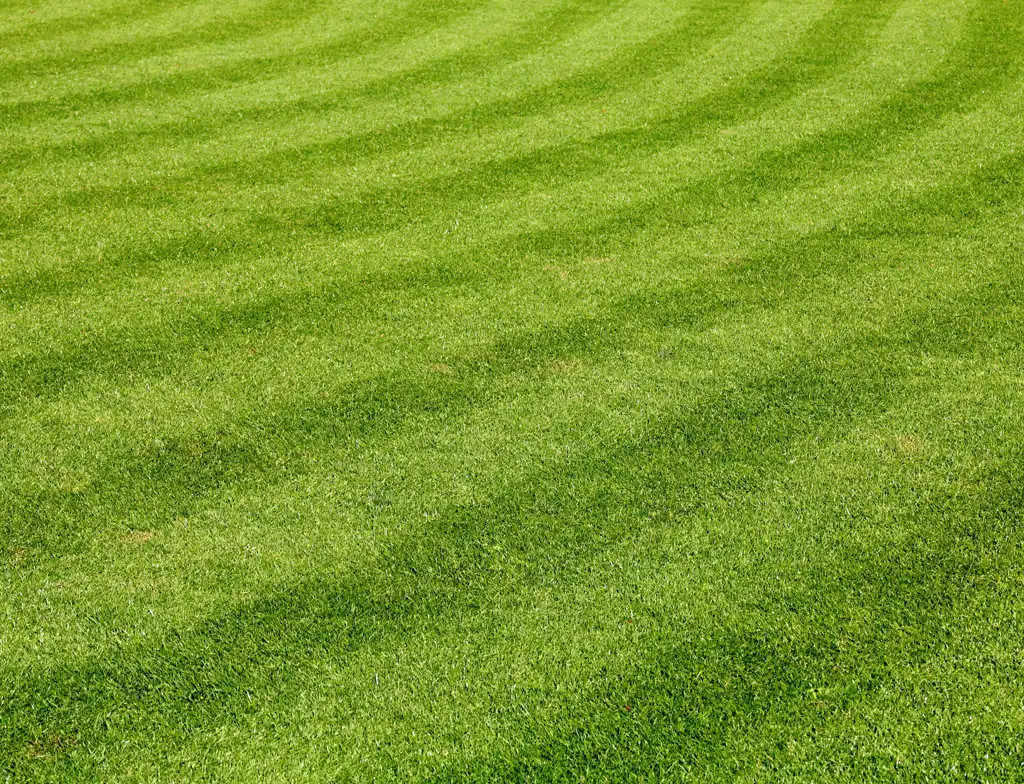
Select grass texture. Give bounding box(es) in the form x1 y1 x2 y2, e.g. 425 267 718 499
2 0 1024 780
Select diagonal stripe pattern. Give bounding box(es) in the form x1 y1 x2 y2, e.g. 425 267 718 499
2 1 1023 780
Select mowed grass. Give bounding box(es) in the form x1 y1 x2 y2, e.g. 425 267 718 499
2 0 1024 780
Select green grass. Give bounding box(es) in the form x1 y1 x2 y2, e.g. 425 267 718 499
2 0 1023 780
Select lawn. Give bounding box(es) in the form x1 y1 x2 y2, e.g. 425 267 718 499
2 0 1023 780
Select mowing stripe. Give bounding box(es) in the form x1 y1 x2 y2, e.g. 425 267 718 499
2 0 1023 779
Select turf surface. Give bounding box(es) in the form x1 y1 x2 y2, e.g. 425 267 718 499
2 0 1024 780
